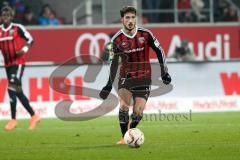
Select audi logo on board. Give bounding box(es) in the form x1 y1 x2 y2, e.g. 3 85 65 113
75 33 110 63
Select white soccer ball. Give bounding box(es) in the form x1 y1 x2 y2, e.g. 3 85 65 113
124 128 144 148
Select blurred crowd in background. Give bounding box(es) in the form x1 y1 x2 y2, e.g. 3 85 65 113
142 0 239 23
0 0 64 25
0 0 239 25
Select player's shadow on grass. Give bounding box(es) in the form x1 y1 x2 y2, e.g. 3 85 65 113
68 144 120 150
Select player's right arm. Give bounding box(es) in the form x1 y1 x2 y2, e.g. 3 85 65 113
99 42 120 100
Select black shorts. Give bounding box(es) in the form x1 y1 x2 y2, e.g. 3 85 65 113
118 77 151 101
5 65 25 86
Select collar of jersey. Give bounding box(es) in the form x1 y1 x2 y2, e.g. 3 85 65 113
1 23 13 32
121 26 138 39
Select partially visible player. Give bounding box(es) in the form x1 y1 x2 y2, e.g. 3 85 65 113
99 6 171 144
0 6 40 131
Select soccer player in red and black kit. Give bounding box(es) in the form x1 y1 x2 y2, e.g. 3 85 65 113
0 6 40 131
99 6 171 144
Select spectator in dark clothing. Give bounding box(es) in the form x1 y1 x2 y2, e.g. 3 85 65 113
22 8 37 25
220 6 238 22
215 0 227 21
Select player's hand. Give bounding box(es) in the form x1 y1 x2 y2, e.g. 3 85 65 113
161 73 171 85
16 46 29 56
16 50 25 56
99 85 112 100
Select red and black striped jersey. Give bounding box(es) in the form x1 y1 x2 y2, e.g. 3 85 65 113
0 23 33 67
110 26 167 79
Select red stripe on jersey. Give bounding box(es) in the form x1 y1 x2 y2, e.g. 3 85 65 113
8 29 15 64
0 32 6 64
134 34 142 78
136 32 144 78
131 37 137 77
116 34 126 77
11 30 17 60
137 32 143 61
3 31 10 65
131 37 137 62
143 32 150 62
143 31 151 78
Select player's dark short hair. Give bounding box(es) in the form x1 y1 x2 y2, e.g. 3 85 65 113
1 5 14 16
120 6 136 17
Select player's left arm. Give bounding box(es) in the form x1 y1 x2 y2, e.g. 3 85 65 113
16 24 34 56
148 31 171 85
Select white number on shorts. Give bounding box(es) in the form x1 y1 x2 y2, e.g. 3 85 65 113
121 78 126 85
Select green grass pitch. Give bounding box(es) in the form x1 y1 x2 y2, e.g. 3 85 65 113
0 112 239 160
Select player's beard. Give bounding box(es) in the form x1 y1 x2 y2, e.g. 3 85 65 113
123 23 136 32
